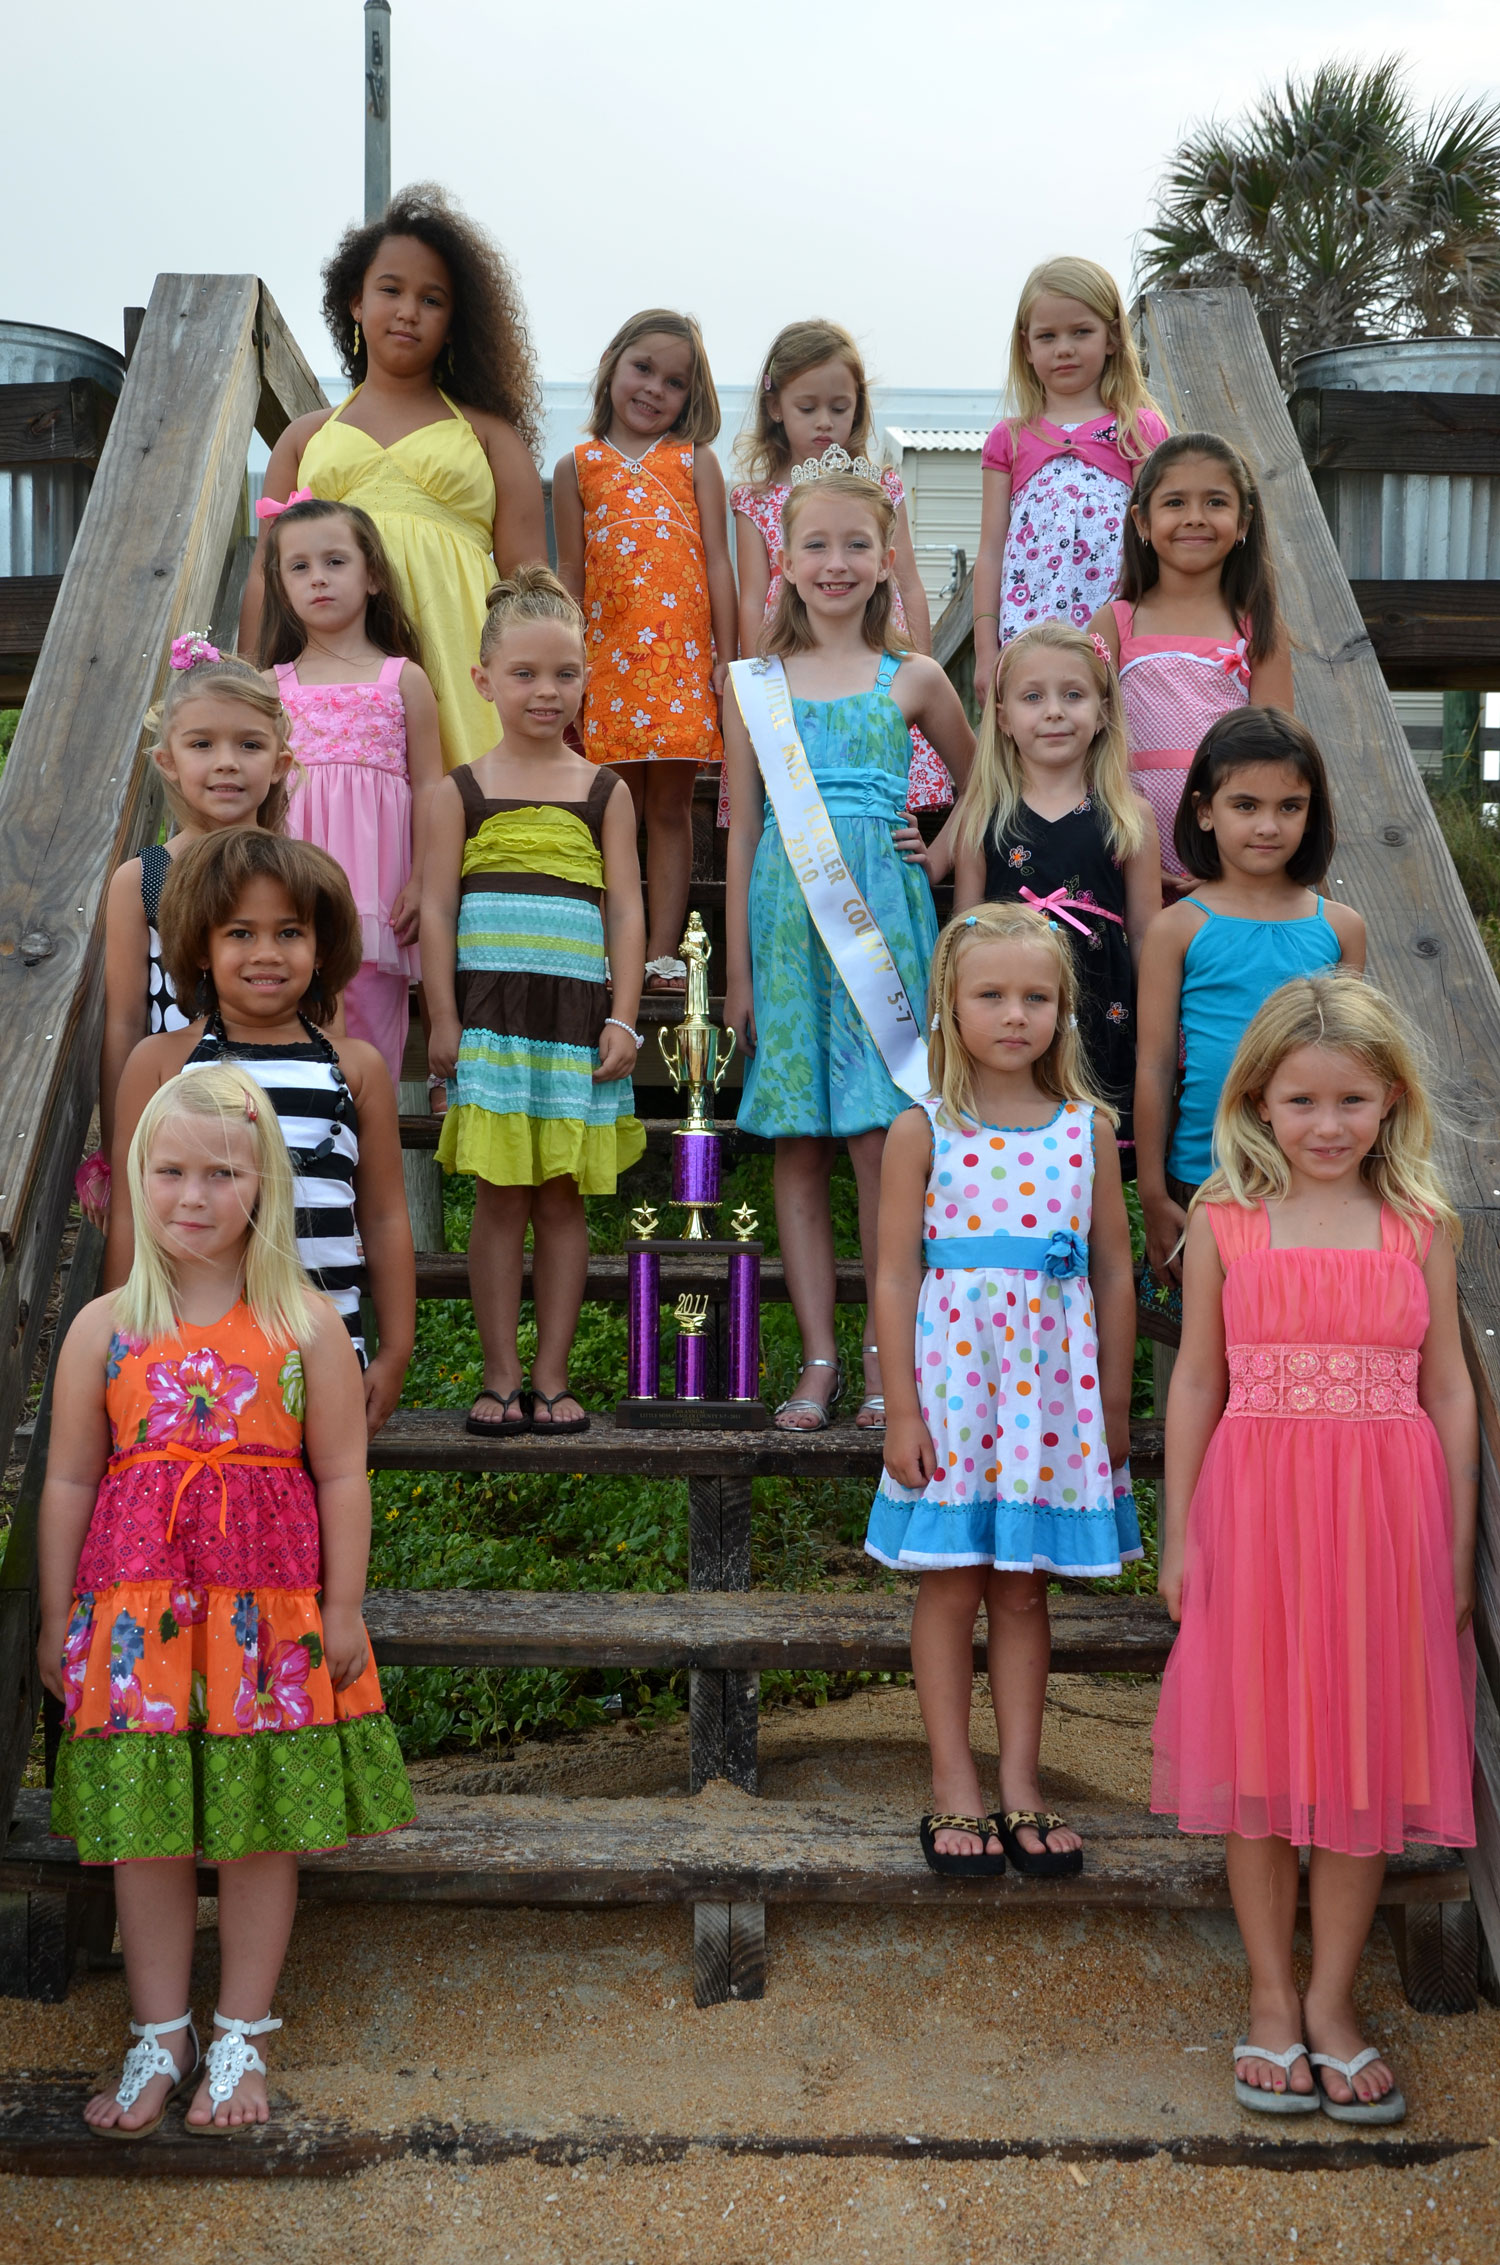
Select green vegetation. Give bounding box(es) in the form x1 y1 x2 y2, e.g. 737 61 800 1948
0 712 19 772
1430 789 1500 979
372 1157 1159 1758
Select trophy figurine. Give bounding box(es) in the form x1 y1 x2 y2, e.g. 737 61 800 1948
615 917 766 1428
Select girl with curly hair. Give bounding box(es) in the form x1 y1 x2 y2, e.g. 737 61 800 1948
241 184 547 773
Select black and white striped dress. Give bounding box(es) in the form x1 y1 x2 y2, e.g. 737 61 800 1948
140 845 190 1036
182 1014 367 1363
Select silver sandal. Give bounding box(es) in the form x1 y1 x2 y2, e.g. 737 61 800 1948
856 1340 885 1431
774 1357 843 1432
186 2009 281 2136
93 2010 200 2140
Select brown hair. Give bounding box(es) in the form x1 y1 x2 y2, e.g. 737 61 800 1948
587 310 721 446
158 828 363 1025
478 563 585 663
1116 432 1282 664
737 320 875 488
146 652 292 833
256 499 425 670
762 473 907 661
321 182 543 455
1006 257 1161 462
1176 708 1335 884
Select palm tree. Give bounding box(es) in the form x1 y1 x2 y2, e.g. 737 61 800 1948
1138 58 1500 375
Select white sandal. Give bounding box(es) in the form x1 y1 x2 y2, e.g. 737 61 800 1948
1232 2038 1321 2115
1310 2046 1406 2124
93 2010 199 2140
186 2008 281 2135
644 955 687 989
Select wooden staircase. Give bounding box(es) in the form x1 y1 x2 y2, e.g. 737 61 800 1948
0 279 1489 2058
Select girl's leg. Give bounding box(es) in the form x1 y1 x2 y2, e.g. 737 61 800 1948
468 1178 533 1424
772 1135 840 1427
642 761 698 982
84 1857 199 2131
985 1570 1080 1858
1224 1830 1315 2097
529 1176 590 1424
341 964 411 1088
1302 1847 1396 2104
186 1850 299 2129
910 1567 1002 1858
846 1126 887 1427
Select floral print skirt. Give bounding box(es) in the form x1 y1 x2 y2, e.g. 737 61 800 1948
51 1446 411 1865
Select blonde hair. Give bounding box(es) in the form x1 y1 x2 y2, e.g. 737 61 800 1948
478 563 585 663
587 308 721 445
1198 975 1459 1248
116 1064 314 1349
927 902 1109 1131
956 620 1144 862
1006 257 1160 462
737 319 875 488
763 473 907 661
146 651 293 833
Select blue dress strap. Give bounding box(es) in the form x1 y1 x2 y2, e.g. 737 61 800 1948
875 651 902 695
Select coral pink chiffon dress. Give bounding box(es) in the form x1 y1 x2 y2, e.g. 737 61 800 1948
1151 1200 1475 1857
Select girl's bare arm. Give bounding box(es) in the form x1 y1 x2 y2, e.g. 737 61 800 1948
902 657 975 793
1248 634 1295 713
952 830 987 914
389 662 443 946
1088 1121 1137 1471
970 466 1012 702
1134 905 1192 1278
1159 1207 1228 1619
419 777 467 1077
597 776 646 1082
298 1294 375 1689
734 512 771 661
102 1033 187 1289
1417 1226 1479 1632
722 697 765 1054
1326 897 1367 974
36 1299 117 1696
872 1108 935 1488
551 451 586 606
338 1040 415 1437
98 860 152 1181
481 414 548 574
891 502 932 655
694 448 739 697
1121 803 1163 973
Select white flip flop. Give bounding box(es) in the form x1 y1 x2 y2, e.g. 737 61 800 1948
1310 2046 1406 2124
1232 2039 1321 2115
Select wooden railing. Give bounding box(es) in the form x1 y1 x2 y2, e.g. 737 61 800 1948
0 276 324 1876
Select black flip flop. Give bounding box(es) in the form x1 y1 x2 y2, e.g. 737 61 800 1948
919 1813 1007 1877
464 1388 531 1437
530 1387 590 1437
995 1808 1084 1878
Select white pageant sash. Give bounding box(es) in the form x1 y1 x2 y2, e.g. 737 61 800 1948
730 655 929 1101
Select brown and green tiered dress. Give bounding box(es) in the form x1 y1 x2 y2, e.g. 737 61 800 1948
435 764 645 1193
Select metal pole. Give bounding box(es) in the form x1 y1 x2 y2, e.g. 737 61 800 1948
364 0 391 222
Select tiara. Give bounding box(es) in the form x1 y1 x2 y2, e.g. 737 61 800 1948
788 442 884 488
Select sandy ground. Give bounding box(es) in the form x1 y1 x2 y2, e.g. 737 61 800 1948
1 1679 1496 2261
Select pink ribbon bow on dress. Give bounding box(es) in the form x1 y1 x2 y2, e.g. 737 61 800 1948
254 487 315 521
1019 884 1125 938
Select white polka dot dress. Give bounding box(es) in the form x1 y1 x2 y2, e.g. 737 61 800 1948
865 1098 1141 1575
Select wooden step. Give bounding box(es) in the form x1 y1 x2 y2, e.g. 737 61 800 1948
368 1413 1165 1481
362 1586 1174 1674
400 1115 767 1157
1 1786 1465 1912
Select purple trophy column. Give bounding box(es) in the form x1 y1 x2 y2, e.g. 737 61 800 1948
672 1130 721 1208
676 1328 707 1401
627 1248 660 1400
727 1250 761 1400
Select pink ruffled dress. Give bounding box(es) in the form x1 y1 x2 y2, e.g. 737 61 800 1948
277 657 417 1084
1151 1201 1475 1857
1110 599 1250 883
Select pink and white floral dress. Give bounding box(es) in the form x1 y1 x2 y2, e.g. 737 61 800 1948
720 470 953 824
983 412 1169 644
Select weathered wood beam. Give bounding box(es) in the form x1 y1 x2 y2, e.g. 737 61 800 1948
252 282 325 446
0 576 62 658
1290 387 1500 477
1349 581 1500 689
0 381 117 469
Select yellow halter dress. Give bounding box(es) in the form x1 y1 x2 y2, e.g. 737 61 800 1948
298 389 499 772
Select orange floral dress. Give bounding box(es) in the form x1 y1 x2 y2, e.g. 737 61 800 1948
51 1302 412 1865
575 438 723 765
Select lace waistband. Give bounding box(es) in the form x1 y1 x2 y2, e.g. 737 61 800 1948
1226 1343 1419 1419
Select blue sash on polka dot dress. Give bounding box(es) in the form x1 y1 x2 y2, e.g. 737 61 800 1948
865 1098 1141 1575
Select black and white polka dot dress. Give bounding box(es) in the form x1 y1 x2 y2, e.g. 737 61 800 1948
141 845 191 1036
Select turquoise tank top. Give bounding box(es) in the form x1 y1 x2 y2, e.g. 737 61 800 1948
1168 897 1342 1185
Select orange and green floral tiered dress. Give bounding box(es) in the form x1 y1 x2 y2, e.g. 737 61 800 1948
51 1303 412 1865
574 437 723 765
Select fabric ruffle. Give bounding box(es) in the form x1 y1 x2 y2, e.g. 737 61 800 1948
865 1474 1142 1576
437 1103 644 1194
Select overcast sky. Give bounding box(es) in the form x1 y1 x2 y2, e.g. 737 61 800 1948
8 1 1499 408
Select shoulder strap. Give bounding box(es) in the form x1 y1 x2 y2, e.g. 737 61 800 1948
139 842 172 927
875 651 901 694
452 764 487 823
1205 1199 1267 1266
273 661 299 694
1382 1204 1435 1265
1186 897 1216 920
584 765 618 839
1110 598 1133 641
377 655 405 689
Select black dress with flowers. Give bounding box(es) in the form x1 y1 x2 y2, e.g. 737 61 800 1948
983 798 1135 1169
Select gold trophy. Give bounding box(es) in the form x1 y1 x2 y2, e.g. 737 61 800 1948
658 912 736 1236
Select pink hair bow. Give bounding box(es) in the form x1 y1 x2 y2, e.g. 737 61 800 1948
169 632 220 672
1089 632 1113 669
1020 884 1124 938
254 487 315 521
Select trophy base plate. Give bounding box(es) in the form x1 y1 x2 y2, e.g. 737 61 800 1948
614 1398 771 1431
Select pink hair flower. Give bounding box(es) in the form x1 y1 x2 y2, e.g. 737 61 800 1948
1089 632 1113 670
169 631 220 673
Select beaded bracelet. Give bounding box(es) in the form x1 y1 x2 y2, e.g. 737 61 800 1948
604 1016 643 1048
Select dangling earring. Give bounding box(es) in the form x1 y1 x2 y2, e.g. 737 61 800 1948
1236 533 1247 547
353 320 362 360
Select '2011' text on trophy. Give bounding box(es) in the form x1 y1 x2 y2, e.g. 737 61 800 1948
616 917 766 1428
